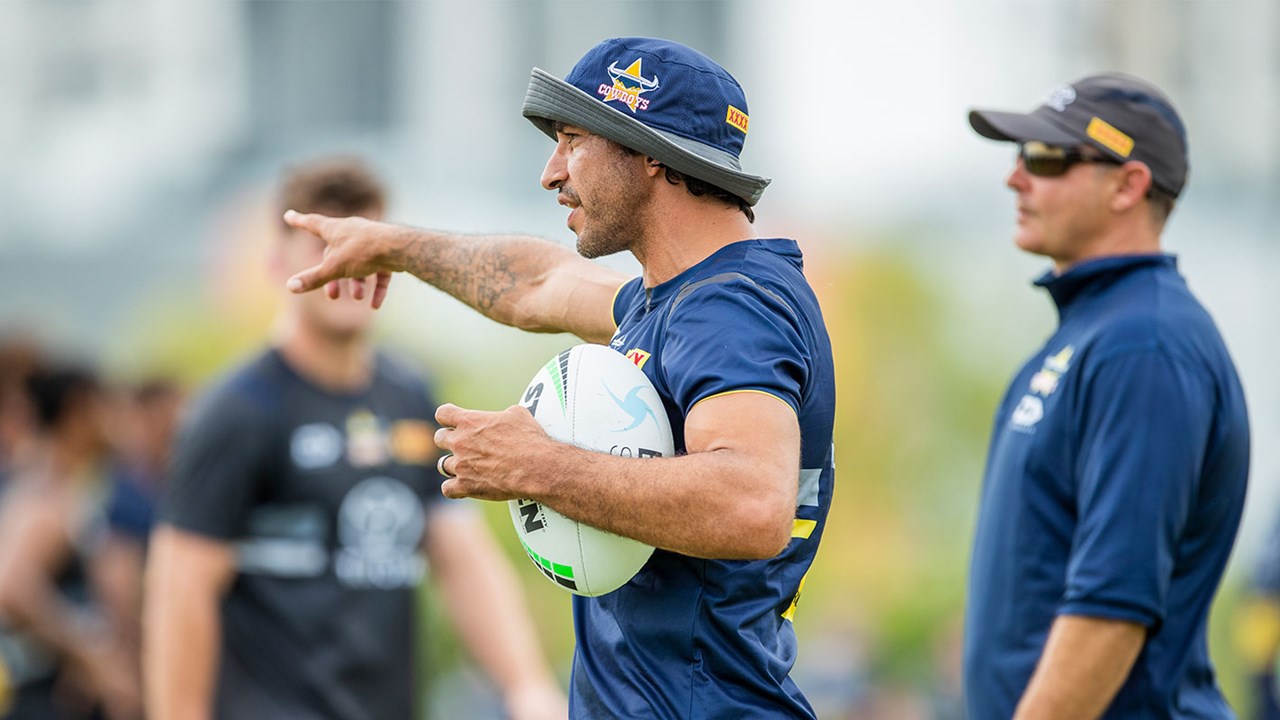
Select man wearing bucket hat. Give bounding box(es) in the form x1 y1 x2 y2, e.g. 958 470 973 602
283 37 835 719
964 73 1249 719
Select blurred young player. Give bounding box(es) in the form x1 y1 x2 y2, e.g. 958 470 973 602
145 157 565 720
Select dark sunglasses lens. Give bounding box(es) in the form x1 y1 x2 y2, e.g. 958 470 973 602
1024 155 1069 176
1021 142 1070 177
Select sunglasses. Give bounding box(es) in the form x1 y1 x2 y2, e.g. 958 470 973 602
1018 140 1122 177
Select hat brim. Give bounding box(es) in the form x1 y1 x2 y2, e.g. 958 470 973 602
522 68 771 206
968 109 1082 146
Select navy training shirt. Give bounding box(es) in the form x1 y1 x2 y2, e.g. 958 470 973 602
965 255 1249 719
569 238 836 719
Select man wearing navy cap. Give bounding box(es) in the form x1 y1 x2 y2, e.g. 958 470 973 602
964 73 1249 719
282 38 835 719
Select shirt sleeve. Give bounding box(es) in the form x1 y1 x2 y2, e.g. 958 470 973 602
1059 348 1215 628
160 390 275 540
612 277 643 329
660 277 808 414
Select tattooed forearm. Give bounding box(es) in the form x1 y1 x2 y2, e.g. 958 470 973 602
381 227 565 328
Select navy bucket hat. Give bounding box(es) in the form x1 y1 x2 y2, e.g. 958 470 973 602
522 37 770 206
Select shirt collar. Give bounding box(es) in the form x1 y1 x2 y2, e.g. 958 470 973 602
1034 253 1177 311
643 238 800 302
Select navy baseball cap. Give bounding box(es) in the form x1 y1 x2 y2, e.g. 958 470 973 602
522 37 770 206
969 73 1189 198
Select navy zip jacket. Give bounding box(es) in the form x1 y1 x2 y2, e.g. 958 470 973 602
965 254 1249 719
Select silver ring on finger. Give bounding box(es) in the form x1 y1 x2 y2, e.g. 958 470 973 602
436 453 456 479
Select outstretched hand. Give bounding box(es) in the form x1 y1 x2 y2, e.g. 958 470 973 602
283 210 396 309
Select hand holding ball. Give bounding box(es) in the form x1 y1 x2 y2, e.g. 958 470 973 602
509 344 674 597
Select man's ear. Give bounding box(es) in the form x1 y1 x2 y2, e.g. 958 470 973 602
1112 161 1154 213
644 157 665 178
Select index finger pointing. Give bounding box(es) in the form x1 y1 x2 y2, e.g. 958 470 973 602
283 210 333 239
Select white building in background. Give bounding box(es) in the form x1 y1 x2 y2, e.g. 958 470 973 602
737 0 1279 215
2 0 1273 246
0 0 245 251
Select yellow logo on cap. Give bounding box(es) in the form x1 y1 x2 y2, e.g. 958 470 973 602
725 105 749 134
1086 117 1134 157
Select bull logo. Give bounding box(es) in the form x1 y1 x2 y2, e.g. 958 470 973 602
599 58 660 113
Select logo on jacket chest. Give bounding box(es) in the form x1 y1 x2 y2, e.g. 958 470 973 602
1010 345 1074 432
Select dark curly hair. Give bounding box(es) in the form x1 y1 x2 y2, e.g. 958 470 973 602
613 143 755 223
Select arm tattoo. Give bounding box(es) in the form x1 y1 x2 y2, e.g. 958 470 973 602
384 228 544 321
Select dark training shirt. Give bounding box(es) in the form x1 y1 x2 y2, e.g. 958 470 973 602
163 349 446 720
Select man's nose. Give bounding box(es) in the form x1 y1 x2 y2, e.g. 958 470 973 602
541 142 569 191
1006 157 1030 192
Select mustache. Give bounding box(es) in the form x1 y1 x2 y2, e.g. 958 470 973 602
559 187 580 206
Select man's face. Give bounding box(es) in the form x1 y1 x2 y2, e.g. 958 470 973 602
540 124 653 259
1004 144 1117 267
275 207 383 339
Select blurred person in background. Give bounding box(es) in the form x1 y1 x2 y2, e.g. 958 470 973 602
93 380 186 693
106 379 183 534
0 366 142 720
1236 514 1280 720
0 335 43 485
964 74 1249 719
144 157 565 720
283 37 835 720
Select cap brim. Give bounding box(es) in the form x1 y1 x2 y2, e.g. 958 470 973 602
968 109 1082 146
522 68 771 206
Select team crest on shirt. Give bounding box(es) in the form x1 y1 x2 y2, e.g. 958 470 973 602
1043 345 1075 373
1028 370 1060 396
1029 345 1074 398
389 420 435 465
346 410 388 467
1012 345 1075 431
1010 396 1045 430
335 477 426 589
290 423 343 470
599 58 659 113
291 413 424 470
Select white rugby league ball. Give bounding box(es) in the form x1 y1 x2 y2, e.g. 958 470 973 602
508 343 674 597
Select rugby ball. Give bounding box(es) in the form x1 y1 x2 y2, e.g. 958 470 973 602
509 344 674 597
